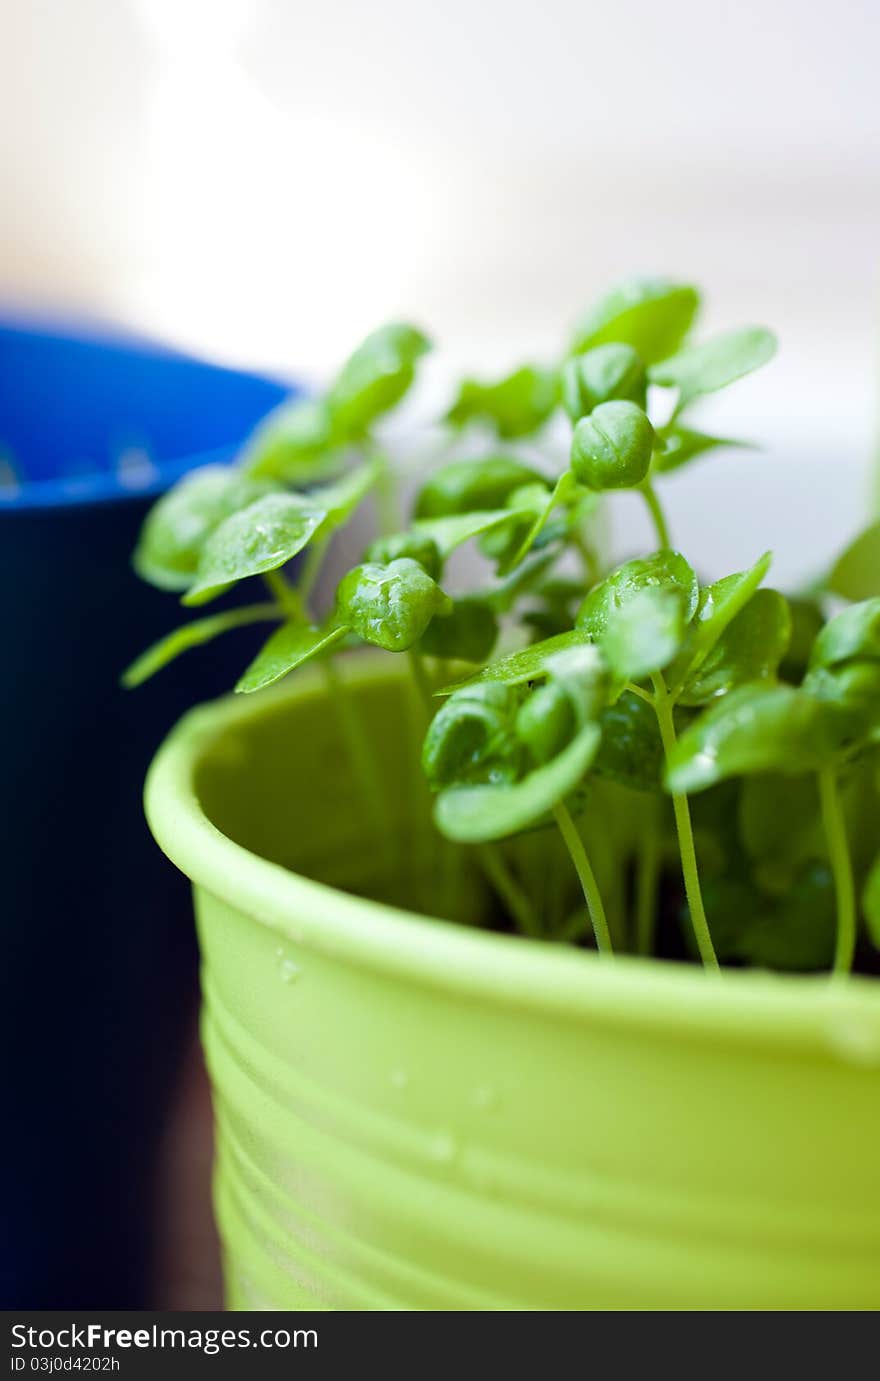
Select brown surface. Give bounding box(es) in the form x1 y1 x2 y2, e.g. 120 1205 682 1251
152 1030 224 1311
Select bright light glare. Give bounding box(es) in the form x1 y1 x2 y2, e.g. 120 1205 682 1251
123 2 430 376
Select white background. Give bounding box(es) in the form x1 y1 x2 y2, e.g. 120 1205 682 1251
1 0 878 579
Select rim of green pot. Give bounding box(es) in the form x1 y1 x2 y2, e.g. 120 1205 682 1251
145 655 880 1057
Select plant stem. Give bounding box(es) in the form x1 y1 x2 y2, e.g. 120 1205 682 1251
624 680 654 705
407 648 434 713
477 844 542 938
639 481 672 550
651 673 719 970
297 536 329 614
818 765 856 976
635 802 661 956
262 568 303 619
551 801 613 955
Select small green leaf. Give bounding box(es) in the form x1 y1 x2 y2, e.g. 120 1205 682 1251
541 644 609 722
561 344 646 420
570 278 700 365
601 586 686 680
577 550 699 642
570 401 654 491
780 598 825 682
515 681 577 765
480 481 579 571
414 455 545 519
122 603 280 688
512 645 609 788
828 520 880 602
446 366 559 438
802 661 880 745
434 723 601 843
809 597 880 669
439 628 593 695
335 557 452 652
677 588 791 706
133 466 275 592
241 397 340 482
864 854 880 949
592 691 664 792
365 529 442 577
328 322 430 438
183 465 376 607
482 550 558 614
183 493 327 606
419 598 498 662
653 426 752 474
412 503 542 560
667 552 772 697
497 472 581 572
649 326 777 410
422 683 524 789
665 683 849 794
235 620 346 693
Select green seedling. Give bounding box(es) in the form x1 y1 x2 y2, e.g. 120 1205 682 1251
446 366 559 439
126 281 880 978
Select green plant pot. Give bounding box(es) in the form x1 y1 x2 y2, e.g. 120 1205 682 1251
145 656 880 1311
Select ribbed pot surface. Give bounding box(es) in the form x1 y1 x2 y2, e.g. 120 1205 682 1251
146 659 880 1311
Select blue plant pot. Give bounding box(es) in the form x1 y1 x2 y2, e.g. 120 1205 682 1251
0 315 292 1307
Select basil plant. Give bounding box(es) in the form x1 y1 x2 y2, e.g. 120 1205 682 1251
127 279 880 977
